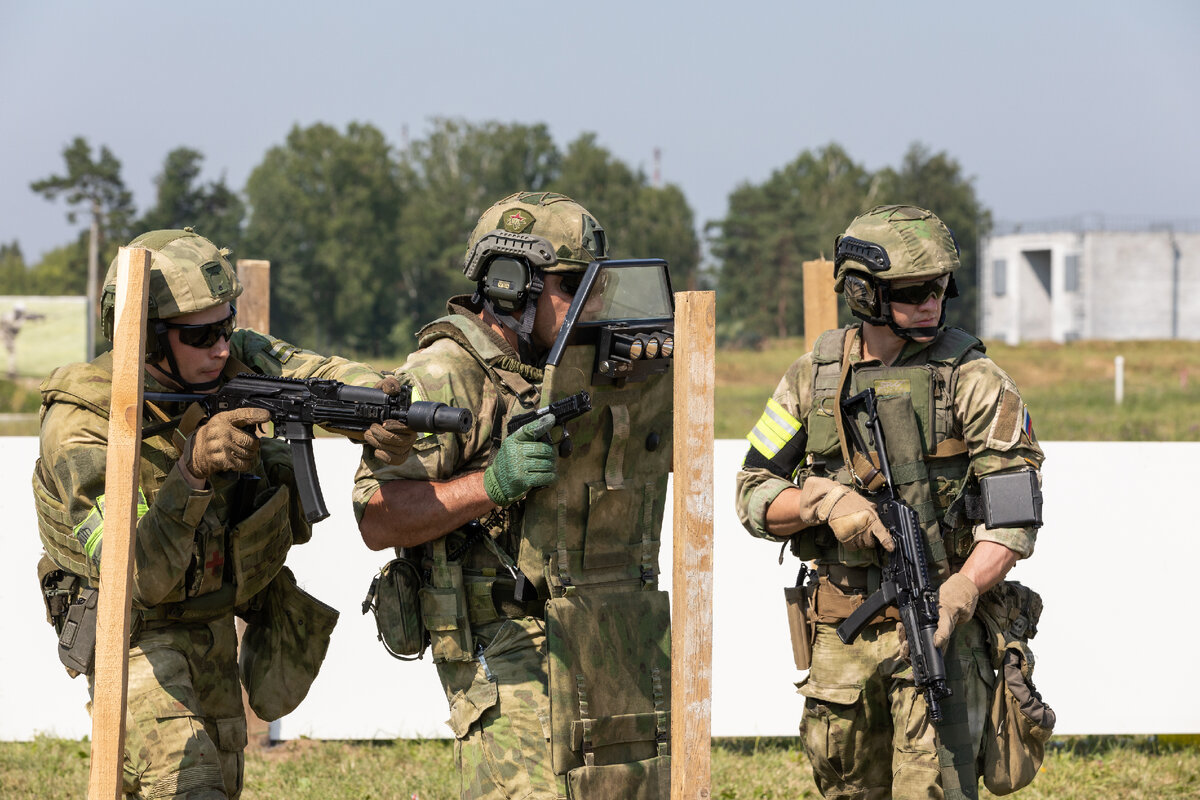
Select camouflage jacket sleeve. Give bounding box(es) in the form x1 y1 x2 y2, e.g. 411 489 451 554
38 398 212 605
734 354 814 540
352 338 501 522
955 353 1045 559
231 329 382 386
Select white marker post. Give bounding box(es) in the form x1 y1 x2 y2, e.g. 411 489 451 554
671 291 715 800
1115 355 1125 405
87 247 150 800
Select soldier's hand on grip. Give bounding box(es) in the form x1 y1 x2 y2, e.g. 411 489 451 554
483 415 559 507
933 572 980 651
364 420 417 465
802 476 894 552
186 407 271 478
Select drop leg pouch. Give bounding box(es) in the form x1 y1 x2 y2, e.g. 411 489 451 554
546 590 671 782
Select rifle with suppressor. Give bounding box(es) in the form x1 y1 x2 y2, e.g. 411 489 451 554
835 387 952 724
146 373 473 523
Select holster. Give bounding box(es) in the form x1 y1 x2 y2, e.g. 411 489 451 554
57 586 99 677
783 565 814 670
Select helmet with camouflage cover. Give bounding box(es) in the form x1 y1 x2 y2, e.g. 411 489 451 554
464 191 608 278
833 205 960 339
463 192 607 361
101 228 242 389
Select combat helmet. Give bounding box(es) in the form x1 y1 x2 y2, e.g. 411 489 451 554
100 228 242 390
462 192 608 359
833 205 960 340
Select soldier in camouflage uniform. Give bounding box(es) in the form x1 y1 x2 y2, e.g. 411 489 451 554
736 206 1045 800
356 192 673 799
34 229 412 799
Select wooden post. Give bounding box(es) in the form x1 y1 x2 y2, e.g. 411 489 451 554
87 247 150 800
235 258 272 749
671 291 715 800
236 259 271 333
802 258 838 351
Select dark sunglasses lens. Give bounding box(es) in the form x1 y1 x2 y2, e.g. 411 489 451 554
560 276 582 296
178 317 234 348
891 279 945 305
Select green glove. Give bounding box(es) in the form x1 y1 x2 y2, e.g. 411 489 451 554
483 415 558 507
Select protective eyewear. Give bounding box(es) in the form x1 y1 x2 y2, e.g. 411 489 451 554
888 278 948 306
162 306 237 348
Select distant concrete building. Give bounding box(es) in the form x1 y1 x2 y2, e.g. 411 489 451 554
978 217 1200 344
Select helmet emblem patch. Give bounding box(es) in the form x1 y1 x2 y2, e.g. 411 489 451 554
500 209 535 234
202 262 232 298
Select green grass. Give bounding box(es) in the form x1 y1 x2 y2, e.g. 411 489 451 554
714 337 1200 441
3 735 1198 799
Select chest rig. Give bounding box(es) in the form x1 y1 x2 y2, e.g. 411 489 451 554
798 326 985 577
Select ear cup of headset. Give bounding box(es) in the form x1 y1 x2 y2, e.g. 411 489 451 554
482 257 532 313
841 273 879 318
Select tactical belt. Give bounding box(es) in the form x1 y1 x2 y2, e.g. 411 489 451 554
461 573 545 625
810 568 899 626
136 583 237 628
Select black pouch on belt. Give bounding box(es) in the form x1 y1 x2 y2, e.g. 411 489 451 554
58 586 99 677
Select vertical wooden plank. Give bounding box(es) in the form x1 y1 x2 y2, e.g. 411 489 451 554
236 259 271 334
671 291 715 800
235 258 273 748
88 246 150 800
803 258 839 351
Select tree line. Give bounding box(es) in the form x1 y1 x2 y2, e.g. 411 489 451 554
6 121 988 355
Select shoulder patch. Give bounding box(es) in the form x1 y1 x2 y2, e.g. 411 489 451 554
267 341 299 364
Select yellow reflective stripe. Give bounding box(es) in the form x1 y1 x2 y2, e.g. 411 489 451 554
765 398 801 435
72 489 150 563
410 385 423 402
747 428 778 459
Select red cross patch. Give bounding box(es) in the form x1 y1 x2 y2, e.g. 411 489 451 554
206 549 225 576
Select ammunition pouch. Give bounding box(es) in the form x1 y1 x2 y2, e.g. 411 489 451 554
809 569 899 626
238 566 339 721
546 591 671 779
230 484 293 607
976 580 1055 795
363 552 428 661
420 538 475 663
566 755 672 799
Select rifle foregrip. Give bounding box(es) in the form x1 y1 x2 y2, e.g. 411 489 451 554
289 439 330 523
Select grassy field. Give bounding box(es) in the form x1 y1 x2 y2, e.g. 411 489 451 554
3 735 1198 799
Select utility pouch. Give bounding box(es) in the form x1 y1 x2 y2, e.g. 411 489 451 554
362 552 428 661
57 586 99 677
979 640 1056 795
239 566 339 721
420 538 474 663
546 590 671 778
783 564 814 670
567 754 671 800
230 484 293 607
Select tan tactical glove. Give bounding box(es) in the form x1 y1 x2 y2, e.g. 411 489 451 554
363 376 417 464
364 420 417 464
933 572 980 651
185 407 271 478
798 476 894 552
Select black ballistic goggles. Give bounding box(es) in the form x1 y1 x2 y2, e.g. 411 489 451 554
888 278 948 306
161 306 237 348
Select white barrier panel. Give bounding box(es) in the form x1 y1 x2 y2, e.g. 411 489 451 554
2 438 1197 740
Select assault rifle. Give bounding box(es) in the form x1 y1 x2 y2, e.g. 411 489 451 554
507 390 592 457
146 373 473 523
835 387 952 724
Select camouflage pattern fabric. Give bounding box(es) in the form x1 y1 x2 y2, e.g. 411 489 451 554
736 323 1045 800
799 619 992 800
35 328 380 799
98 619 244 799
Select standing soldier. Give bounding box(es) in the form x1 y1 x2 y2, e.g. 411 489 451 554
356 192 675 799
2 301 45 378
736 205 1047 799
33 229 413 799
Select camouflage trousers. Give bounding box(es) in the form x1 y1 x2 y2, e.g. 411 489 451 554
436 616 567 800
89 616 245 799
797 618 994 800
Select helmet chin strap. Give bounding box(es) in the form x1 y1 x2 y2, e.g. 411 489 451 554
150 322 223 392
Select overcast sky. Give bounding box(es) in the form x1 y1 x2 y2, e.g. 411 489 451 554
2 0 1197 262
